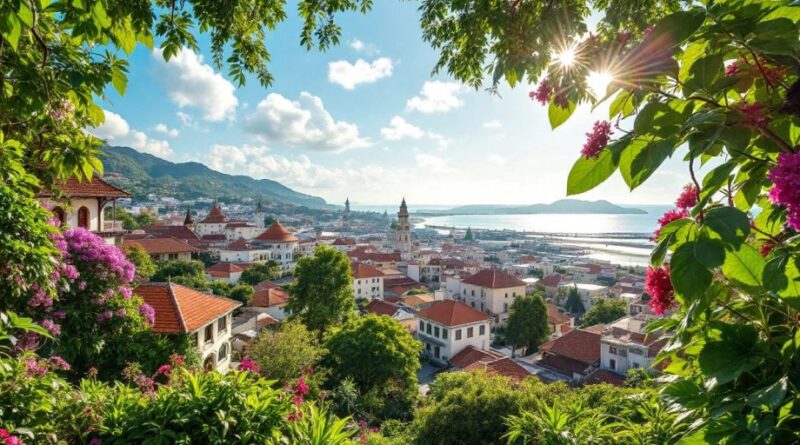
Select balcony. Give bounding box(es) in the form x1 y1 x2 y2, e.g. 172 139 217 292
103 220 125 231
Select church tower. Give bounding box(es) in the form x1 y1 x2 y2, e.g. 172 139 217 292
254 199 266 229
183 207 195 232
342 197 351 231
395 198 411 260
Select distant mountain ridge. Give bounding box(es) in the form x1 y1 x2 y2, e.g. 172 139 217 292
100 146 329 208
430 199 647 215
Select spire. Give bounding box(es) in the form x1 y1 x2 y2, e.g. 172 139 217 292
183 207 194 226
345 197 350 211
256 199 264 212
398 197 409 217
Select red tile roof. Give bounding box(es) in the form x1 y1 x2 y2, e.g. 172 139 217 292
200 205 227 224
122 237 201 255
540 274 563 287
547 304 573 325
255 222 298 242
363 299 401 316
225 238 252 250
462 269 526 289
576 263 604 274
206 262 244 278
135 283 240 334
142 225 200 241
464 357 531 381
251 282 289 307
539 328 601 365
200 234 227 241
332 238 356 246
416 300 490 327
449 345 504 369
37 175 131 198
537 353 593 377
585 369 625 386
351 262 384 279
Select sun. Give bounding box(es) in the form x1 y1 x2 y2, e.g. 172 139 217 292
587 71 614 98
555 45 577 68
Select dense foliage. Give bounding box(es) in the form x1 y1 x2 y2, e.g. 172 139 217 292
240 260 282 285
288 246 356 336
581 298 628 327
248 320 325 387
323 315 422 421
505 294 549 355
417 0 800 441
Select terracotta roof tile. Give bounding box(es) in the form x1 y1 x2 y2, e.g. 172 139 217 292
332 238 356 246
537 353 593 377
255 222 298 242
416 300 490 327
465 357 531 381
585 369 625 386
38 175 131 198
363 299 401 316
449 345 504 369
200 205 227 224
539 328 601 365
206 262 244 277
547 304 573 325
122 237 201 254
540 274 563 287
462 269 526 289
351 262 384 279
142 225 200 241
251 282 289 308
135 283 240 334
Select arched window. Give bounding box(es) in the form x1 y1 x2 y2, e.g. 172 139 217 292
203 354 215 371
217 343 228 362
77 206 90 229
52 206 66 225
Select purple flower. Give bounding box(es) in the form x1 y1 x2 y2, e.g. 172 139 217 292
139 303 156 326
768 152 800 231
25 358 48 377
115 308 127 318
157 364 172 375
52 310 66 320
88 438 102 445
78 281 87 290
97 310 113 323
28 290 53 310
50 356 71 371
41 319 61 336
118 286 132 299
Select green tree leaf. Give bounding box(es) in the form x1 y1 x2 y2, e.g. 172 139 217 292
703 207 750 248
566 141 621 195
670 241 712 300
548 99 576 129
694 238 725 268
722 244 765 290
746 376 788 410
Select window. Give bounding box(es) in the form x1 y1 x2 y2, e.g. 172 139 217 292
609 359 616 370
204 324 214 344
434 346 440 358
218 343 228 361
632 362 640 369
218 316 227 333
471 290 475 296
434 326 440 338
52 207 66 225
503 303 508 312
462 289 466 296
609 346 617 354
426 323 432 335
455 329 462 340
467 327 474 338
77 206 90 229
193 333 199 347
168 253 178 260
505 293 508 298
442 329 448 339
513 291 517 297
479 325 485 336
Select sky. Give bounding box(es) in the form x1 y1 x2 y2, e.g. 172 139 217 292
92 1 690 207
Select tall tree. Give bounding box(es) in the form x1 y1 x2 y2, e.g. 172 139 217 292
240 260 282 285
505 294 549 355
151 260 206 283
122 244 156 283
464 227 474 241
580 299 627 327
322 314 422 420
564 286 585 316
287 245 355 335
247 320 324 387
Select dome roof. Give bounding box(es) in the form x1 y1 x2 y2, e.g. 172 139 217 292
255 221 298 243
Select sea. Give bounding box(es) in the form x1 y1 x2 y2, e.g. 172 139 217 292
352 204 672 268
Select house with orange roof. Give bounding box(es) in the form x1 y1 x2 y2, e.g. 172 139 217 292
252 221 299 271
135 282 241 372
600 315 669 378
449 346 532 381
206 262 245 284
362 299 416 332
351 262 384 300
536 327 603 382
415 300 492 365
249 281 290 321
122 237 201 262
195 201 229 237
547 303 574 337
218 238 271 263
459 269 526 327
37 175 132 244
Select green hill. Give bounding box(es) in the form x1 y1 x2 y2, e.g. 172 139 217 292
100 146 330 208
437 199 647 215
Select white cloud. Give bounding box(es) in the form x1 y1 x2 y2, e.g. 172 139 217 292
381 116 424 140
328 58 393 90
406 81 465 113
89 110 172 158
153 48 238 121
154 123 179 137
415 153 453 173
350 39 365 51
244 92 369 152
205 145 386 191
487 154 507 165
483 119 502 129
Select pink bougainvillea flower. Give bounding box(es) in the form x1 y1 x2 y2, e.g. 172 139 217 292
157 364 172 375
50 356 71 371
652 208 689 240
675 184 698 210
645 266 676 315
139 303 156 326
238 357 261 374
295 376 309 396
530 80 553 105
737 102 770 128
581 121 612 159
768 152 800 231
725 61 740 77
41 319 61 336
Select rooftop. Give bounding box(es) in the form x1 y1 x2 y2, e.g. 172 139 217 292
255 221 299 243
462 269 526 289
416 300 490 327
122 237 201 255
135 283 241 334
37 175 131 198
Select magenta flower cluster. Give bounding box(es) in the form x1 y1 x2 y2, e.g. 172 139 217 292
0 428 23 445
675 184 698 210
581 121 612 159
768 152 800 231
530 80 553 105
238 357 261 374
652 208 689 241
139 303 156 326
61 228 135 284
645 266 676 315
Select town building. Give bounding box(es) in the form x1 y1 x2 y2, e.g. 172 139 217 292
395 198 412 260
547 303 574 337
449 346 531 381
122 237 200 261
558 282 610 311
249 281 290 321
206 262 245 284
351 262 384 300
536 327 603 382
37 175 131 244
135 282 241 373
253 221 299 271
218 238 271 263
459 269 526 326
599 315 668 376
415 300 492 365
362 299 416 332
196 201 229 237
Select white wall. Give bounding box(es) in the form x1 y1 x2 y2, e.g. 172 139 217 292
192 312 234 373
353 276 383 300
461 283 525 326
417 318 490 365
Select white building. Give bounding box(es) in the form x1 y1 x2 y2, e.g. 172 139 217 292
395 198 412 260
37 175 131 244
206 262 244 284
600 315 668 376
196 202 229 237
558 282 610 311
252 221 299 271
136 282 241 373
225 223 262 241
218 238 271 263
352 262 384 300
415 300 492 365
460 269 527 327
